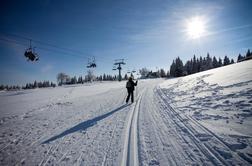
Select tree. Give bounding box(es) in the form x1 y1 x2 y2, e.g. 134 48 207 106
57 73 68 86
198 56 203 71
212 56 218 68
246 49 251 58
103 74 106 81
86 70 95 82
192 55 197 73
206 53 213 69
139 68 149 78
170 60 176 77
42 81 50 87
196 58 201 72
184 60 192 75
160 68 166 77
174 57 184 77
218 57 223 67
230 59 234 64
237 54 243 62
51 82 56 87
77 76 83 84
124 74 128 80
166 70 170 77
69 76 77 84
33 81 38 88
223 56 230 66
200 57 207 71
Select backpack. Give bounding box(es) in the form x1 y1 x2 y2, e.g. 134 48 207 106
126 81 132 88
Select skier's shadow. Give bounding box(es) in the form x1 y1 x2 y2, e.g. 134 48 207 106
42 104 129 144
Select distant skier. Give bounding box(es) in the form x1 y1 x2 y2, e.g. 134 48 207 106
126 77 138 103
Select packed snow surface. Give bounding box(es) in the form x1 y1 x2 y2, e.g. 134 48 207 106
0 60 251 165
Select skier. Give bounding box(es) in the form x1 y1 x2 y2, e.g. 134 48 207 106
126 77 138 103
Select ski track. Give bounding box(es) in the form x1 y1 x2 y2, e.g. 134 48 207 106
121 88 144 166
0 78 251 165
137 82 207 165
156 87 250 165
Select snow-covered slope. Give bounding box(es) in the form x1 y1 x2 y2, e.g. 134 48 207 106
0 61 251 165
160 60 252 163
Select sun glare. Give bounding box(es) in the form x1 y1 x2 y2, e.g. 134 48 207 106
186 16 206 39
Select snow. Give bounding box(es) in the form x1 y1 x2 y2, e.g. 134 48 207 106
160 60 252 164
0 60 252 165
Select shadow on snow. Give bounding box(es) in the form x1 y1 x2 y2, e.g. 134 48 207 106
42 104 129 144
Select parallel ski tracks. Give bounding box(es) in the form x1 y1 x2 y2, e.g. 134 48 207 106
156 87 248 165
121 91 144 166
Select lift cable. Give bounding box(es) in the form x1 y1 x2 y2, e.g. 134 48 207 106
0 32 113 63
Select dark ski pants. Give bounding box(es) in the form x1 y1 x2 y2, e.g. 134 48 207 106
126 89 134 103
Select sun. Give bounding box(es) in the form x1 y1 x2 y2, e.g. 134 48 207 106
186 16 206 39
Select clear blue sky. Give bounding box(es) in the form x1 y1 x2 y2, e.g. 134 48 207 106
0 0 252 85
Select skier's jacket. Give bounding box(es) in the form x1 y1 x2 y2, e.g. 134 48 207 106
126 80 137 91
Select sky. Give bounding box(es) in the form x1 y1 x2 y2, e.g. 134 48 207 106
0 0 252 85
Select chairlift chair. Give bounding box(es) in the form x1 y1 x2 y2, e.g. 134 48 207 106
24 40 39 61
86 57 97 68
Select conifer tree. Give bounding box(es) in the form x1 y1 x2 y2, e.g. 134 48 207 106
230 59 234 64
237 54 243 62
223 56 230 66
212 56 218 68
218 57 223 67
246 49 251 58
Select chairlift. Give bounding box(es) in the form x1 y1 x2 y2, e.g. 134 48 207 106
24 40 39 61
87 57 97 68
112 65 117 70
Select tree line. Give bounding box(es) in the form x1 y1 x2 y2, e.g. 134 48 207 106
1 49 251 90
170 49 252 77
57 71 119 86
0 80 56 91
139 67 167 78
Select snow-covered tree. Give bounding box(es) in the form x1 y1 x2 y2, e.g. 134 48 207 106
57 73 69 86
139 68 149 78
86 70 95 82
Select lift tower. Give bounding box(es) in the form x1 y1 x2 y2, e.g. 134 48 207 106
113 59 126 81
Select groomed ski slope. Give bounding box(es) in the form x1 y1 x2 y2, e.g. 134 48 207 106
0 60 251 165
